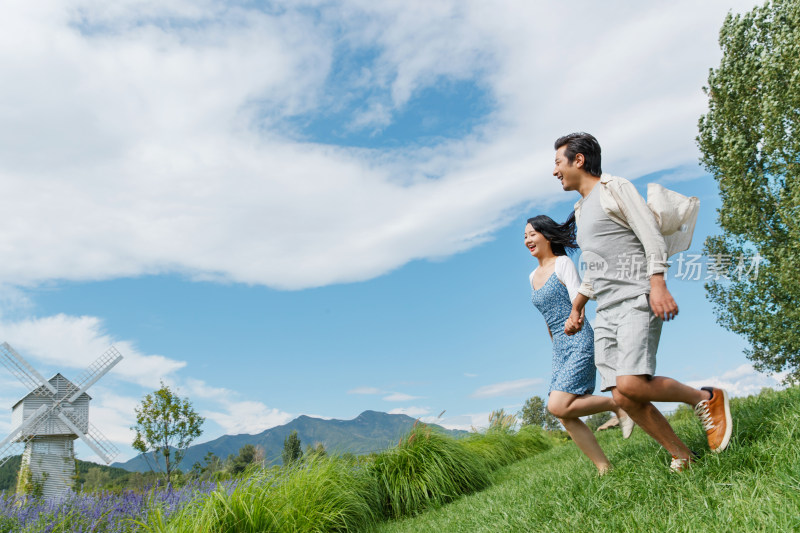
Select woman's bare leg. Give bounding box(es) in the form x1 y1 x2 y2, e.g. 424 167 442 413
548 390 623 419
548 391 618 473
559 416 611 473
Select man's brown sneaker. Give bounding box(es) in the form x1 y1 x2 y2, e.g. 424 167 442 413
694 387 732 453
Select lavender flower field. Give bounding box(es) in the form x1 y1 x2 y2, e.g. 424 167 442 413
0 481 224 533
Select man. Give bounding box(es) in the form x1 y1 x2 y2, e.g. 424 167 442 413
554 132 731 471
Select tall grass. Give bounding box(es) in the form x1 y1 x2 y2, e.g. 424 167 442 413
138 423 555 532
461 425 554 471
143 457 382 532
369 426 492 518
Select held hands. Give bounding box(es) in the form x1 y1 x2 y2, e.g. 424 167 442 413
564 307 583 336
650 274 678 321
565 293 590 336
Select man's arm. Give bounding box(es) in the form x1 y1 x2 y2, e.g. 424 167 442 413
608 178 670 278
649 273 678 321
607 179 677 320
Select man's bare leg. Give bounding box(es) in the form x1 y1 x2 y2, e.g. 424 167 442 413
611 383 697 461
616 374 711 406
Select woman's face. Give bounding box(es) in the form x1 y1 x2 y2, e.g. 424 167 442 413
524 223 552 259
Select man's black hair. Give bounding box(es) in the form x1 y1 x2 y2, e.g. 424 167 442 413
554 132 602 177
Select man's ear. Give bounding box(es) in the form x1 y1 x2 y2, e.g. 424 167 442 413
574 153 585 169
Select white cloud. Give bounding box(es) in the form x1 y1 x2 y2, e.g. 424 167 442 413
424 411 492 432
184 378 294 435
0 314 185 388
79 387 139 461
686 364 786 398
203 402 294 436
348 386 382 395
388 406 430 417
348 387 422 401
304 413 334 421
0 0 760 291
471 378 542 398
383 392 422 402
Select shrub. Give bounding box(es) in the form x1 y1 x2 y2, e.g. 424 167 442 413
368 425 491 519
461 423 555 471
151 456 381 533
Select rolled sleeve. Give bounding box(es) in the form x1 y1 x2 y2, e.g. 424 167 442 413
608 180 669 277
578 279 595 300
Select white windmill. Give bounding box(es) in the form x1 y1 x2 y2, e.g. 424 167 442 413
0 342 123 500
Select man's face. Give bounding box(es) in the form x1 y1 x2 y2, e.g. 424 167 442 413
553 145 580 191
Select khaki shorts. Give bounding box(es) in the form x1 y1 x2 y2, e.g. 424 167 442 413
594 293 662 392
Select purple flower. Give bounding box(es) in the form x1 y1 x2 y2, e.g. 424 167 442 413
0 478 228 532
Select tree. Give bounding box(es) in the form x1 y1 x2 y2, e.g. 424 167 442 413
697 0 800 381
190 451 223 481
82 467 111 492
132 382 205 483
282 430 303 465
228 444 265 475
304 442 327 461
585 411 612 432
518 396 561 431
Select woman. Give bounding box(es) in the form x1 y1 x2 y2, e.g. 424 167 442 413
525 213 633 474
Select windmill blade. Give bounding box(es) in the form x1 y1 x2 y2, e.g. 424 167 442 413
58 412 119 464
0 404 49 450
0 342 57 395
83 421 120 464
68 346 123 403
0 439 26 468
0 403 50 465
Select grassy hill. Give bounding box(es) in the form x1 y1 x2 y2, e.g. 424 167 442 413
2 387 797 531
376 386 800 532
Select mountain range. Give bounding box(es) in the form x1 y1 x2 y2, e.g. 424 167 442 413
113 410 467 472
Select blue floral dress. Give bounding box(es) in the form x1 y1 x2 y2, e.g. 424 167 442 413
531 272 596 395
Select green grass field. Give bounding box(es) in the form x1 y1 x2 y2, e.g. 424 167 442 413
378 387 800 533
4 387 797 532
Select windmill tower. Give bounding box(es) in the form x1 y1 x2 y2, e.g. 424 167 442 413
0 342 123 500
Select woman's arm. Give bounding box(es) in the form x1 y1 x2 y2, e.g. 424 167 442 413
565 293 590 335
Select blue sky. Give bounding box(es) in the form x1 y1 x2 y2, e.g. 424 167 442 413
0 0 779 465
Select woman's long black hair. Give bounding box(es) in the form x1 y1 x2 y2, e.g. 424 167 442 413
526 212 578 256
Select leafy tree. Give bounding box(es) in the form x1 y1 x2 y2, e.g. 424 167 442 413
0 456 21 492
132 382 205 483
82 467 111 492
697 0 800 381
585 411 612 432
304 442 327 461
190 451 224 481
228 444 265 475
518 396 561 431
282 430 303 465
